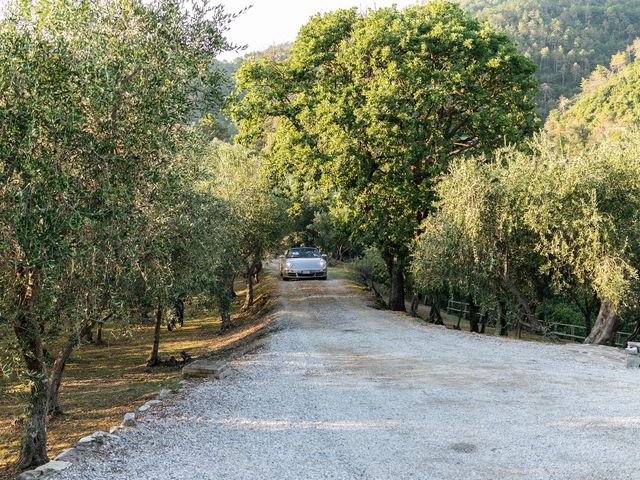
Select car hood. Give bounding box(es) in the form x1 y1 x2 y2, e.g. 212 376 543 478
286 258 325 269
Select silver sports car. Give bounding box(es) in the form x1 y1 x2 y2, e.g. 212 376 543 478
279 247 328 280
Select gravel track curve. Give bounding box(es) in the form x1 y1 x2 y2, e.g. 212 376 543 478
55 273 640 480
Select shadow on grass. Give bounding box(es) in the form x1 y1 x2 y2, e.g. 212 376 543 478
0 276 275 479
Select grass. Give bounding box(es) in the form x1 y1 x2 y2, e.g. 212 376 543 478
0 277 273 480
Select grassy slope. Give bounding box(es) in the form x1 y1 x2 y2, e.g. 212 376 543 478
0 278 273 479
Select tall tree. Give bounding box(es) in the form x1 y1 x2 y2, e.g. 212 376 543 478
232 2 538 310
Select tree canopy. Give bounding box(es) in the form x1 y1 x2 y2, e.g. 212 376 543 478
231 1 539 310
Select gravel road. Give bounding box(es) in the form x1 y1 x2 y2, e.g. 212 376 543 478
56 273 640 480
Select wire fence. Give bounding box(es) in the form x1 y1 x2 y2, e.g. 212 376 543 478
446 298 633 347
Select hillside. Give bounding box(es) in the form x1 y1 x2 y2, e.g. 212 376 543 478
545 40 640 144
456 0 640 116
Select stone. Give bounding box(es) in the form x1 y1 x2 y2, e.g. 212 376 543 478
15 470 43 479
78 430 118 445
122 412 136 427
157 388 171 400
626 351 640 368
34 460 72 472
182 360 228 379
109 426 121 434
55 448 83 462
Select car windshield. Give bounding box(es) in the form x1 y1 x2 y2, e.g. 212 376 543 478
286 248 321 259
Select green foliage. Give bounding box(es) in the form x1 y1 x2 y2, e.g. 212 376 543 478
457 0 640 117
202 140 290 270
546 40 640 144
413 133 640 324
537 299 583 326
354 247 390 287
0 0 239 466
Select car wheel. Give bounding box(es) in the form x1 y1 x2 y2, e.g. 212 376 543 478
282 276 290 281
320 276 328 281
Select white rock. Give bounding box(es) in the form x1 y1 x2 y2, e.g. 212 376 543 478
34 460 72 472
122 412 136 427
158 388 171 400
15 470 43 479
78 435 94 444
55 448 78 460
139 399 161 412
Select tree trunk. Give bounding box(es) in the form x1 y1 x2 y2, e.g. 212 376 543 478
410 293 419 317
584 300 623 345
468 299 480 333
13 311 49 469
496 301 508 336
229 275 237 298
219 291 232 332
147 304 163 367
386 255 406 312
48 320 94 416
253 261 262 284
428 301 444 325
48 338 75 416
96 322 103 344
243 263 255 310
502 267 542 332
12 266 49 470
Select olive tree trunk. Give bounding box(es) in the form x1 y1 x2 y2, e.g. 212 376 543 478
219 291 232 332
468 299 480 333
47 319 95 416
47 338 75 416
584 300 623 345
243 263 255 310
13 312 49 469
12 268 49 470
146 304 163 367
496 301 508 336
386 255 406 312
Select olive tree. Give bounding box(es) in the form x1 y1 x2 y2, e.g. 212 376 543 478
203 140 290 310
0 0 234 468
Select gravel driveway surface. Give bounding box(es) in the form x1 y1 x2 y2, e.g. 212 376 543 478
56 273 640 480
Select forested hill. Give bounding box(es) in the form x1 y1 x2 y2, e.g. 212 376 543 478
546 40 640 144
456 0 640 117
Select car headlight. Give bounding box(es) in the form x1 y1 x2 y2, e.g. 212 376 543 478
319 260 327 269
285 261 292 268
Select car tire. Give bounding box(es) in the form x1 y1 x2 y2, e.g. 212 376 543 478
282 276 290 281
320 276 328 281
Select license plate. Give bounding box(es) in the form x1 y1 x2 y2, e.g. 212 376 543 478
302 270 310 274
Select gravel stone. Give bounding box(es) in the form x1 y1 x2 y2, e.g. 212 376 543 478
157 389 170 400
54 273 640 480
121 412 136 427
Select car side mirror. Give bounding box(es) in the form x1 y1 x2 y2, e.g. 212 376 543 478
321 254 328 260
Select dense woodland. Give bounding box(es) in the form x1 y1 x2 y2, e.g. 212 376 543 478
457 0 640 116
2 0 640 474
